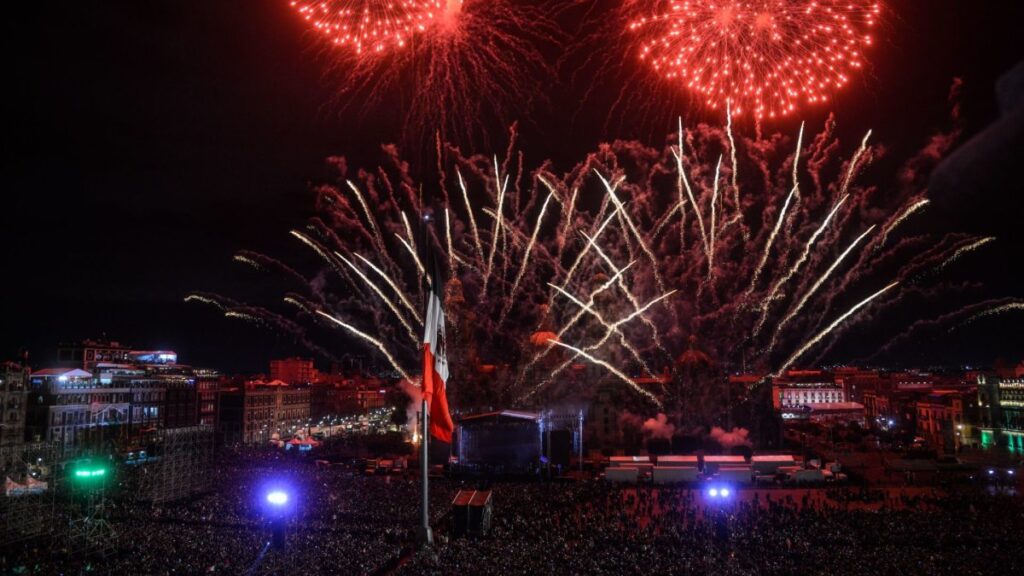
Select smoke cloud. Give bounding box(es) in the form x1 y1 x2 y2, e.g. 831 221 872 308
708 426 752 448
398 378 423 432
642 413 676 440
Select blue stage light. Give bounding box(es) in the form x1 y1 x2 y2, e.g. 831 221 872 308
266 490 289 506
708 488 719 497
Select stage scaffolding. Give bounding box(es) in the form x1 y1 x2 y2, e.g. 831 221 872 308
0 441 60 547
131 425 215 503
540 409 585 470
65 457 116 558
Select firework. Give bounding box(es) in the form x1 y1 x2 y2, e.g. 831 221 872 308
292 0 559 148
288 1 443 56
193 114 997 422
628 0 881 118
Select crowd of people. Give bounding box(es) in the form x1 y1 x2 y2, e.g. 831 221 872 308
402 482 1023 576
2 440 1022 575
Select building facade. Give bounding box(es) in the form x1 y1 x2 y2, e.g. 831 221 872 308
269 357 318 385
0 362 29 447
26 368 129 447
28 344 217 449
916 390 968 452
978 376 1024 453
772 371 846 409
219 382 311 445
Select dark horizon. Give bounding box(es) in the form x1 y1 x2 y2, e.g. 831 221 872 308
4 1 1022 374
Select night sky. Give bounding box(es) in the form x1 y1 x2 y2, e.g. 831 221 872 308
4 1 1022 373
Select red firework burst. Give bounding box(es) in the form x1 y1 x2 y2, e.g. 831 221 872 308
629 0 881 118
287 0 556 150
289 0 450 56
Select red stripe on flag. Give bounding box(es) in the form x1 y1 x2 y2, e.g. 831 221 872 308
422 344 453 443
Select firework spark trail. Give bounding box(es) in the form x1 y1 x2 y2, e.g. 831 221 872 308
559 187 579 253
401 211 417 250
957 303 1024 329
534 289 678 395
317 310 411 382
724 104 745 238
552 207 621 308
863 298 1024 362
652 201 683 240
514 262 636 392
444 208 455 271
549 282 656 377
595 171 667 294
284 295 316 316
394 233 428 285
748 122 805 296
234 250 311 288
353 253 422 324
289 230 353 284
346 180 387 255
767 224 876 354
336 252 419 344
483 157 509 294
234 254 262 270
708 154 723 276
880 198 929 247
582 232 672 360
547 340 663 408
839 131 872 195
674 118 708 257
400 209 430 289
501 177 557 324
456 168 484 265
754 193 849 336
224 310 264 326
775 281 898 375
935 237 995 272
552 262 635 341
184 293 229 311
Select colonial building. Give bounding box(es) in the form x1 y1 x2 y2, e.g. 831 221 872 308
977 375 1024 453
772 371 846 409
27 345 216 449
916 390 969 452
26 368 127 447
219 381 311 445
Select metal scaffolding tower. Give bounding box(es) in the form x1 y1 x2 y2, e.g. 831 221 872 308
0 441 60 547
132 425 215 503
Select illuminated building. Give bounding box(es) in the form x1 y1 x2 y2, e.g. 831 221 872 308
310 376 387 418
978 376 1024 453
195 369 220 427
26 368 126 447
269 357 319 385
915 390 969 452
58 339 177 370
27 348 216 448
57 339 132 370
0 362 29 448
218 381 311 444
832 367 882 403
772 371 846 409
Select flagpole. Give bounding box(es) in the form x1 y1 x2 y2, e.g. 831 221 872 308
418 397 433 546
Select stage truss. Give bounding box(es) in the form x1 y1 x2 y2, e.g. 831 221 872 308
131 425 215 503
0 441 60 547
